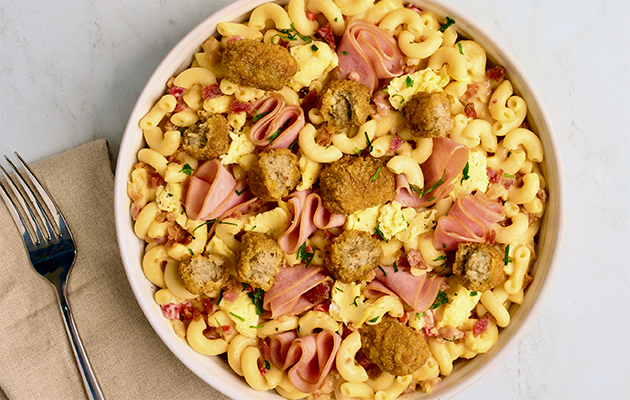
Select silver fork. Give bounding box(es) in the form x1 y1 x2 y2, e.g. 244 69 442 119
0 152 104 400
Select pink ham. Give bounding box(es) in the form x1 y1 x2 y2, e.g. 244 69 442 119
250 93 304 149
372 265 445 312
278 190 345 254
394 138 469 208
433 191 505 252
184 160 236 220
263 264 332 318
269 330 341 393
333 20 404 93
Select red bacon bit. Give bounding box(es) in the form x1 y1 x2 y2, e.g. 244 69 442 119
173 101 189 113
303 280 333 303
202 298 214 315
486 167 502 184
148 172 165 189
226 35 242 44
398 311 410 324
487 66 507 82
165 224 193 249
169 86 185 101
179 302 194 321
407 249 428 270
259 338 272 361
407 4 423 14
223 277 242 303
161 303 181 320
389 136 404 154
229 100 253 114
316 23 336 51
487 229 496 246
202 326 223 340
315 127 334 147
301 88 319 117
464 102 477 119
201 84 222 100
371 89 392 118
278 39 290 49
473 315 490 336
538 188 547 203
313 301 330 313
306 11 318 21
356 351 382 380
192 307 203 321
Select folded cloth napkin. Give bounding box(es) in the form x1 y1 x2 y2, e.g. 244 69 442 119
0 139 230 400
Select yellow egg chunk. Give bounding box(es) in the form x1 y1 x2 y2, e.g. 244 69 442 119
450 150 490 199
220 130 256 165
387 67 450 110
436 283 481 329
218 289 260 338
289 41 338 91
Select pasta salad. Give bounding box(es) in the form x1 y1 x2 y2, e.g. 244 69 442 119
127 0 547 398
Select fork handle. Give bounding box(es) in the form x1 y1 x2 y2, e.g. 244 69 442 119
58 290 105 400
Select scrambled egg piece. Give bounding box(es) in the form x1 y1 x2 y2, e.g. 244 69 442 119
205 236 237 273
329 281 403 327
377 201 408 240
395 208 437 244
435 282 481 329
387 67 450 110
345 205 380 233
155 182 187 227
243 206 291 239
289 41 338 91
218 289 260 338
220 129 256 165
449 150 490 200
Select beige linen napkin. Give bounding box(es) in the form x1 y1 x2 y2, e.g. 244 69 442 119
0 139 230 400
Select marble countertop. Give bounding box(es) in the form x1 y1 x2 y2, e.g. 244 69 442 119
1 0 628 399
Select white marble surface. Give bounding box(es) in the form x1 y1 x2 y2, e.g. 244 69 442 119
1 0 629 399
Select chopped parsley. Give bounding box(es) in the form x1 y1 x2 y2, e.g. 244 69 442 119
297 241 315 268
276 23 312 42
461 162 470 184
167 193 173 197
405 75 414 88
433 255 447 262
369 158 383 182
470 291 478 296
311 44 319 52
369 316 380 323
457 42 464 55
504 173 515 178
247 287 265 316
374 226 388 242
415 312 426 320
334 17 338 22
341 51 348 55
391 93 405 104
430 290 449 309
377 265 387 277
504 244 512 266
179 163 194 175
235 186 249 196
263 360 271 370
354 147 360 154
393 261 398 273
229 311 245 322
351 295 360 307
252 109 270 123
438 16 456 32
188 248 194 256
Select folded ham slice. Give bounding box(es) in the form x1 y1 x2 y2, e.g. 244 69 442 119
369 265 445 313
394 138 469 208
184 159 237 220
278 190 345 254
332 20 404 93
263 264 332 318
250 93 304 149
433 191 505 251
268 330 341 393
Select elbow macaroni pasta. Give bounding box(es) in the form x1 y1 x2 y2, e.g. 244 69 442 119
128 2 549 398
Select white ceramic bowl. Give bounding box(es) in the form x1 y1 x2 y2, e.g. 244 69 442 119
114 0 564 398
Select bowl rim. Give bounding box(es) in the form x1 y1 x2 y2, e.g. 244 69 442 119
113 0 565 398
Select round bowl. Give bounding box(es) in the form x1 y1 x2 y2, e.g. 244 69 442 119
114 0 564 398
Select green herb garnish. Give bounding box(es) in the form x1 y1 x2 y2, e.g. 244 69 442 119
311 44 318 52
504 173 515 178
179 163 193 175
369 316 380 323
438 16 456 32
430 290 449 309
393 261 398 272
391 93 405 104
229 312 245 322
218 220 238 226
370 158 383 182
235 186 249 196
377 265 387 277
342 51 348 55
351 296 360 307
297 241 315 268
470 291 478 296
405 76 414 88
374 226 388 242
504 244 512 266
252 109 270 123
433 255 447 262
247 288 265 316
457 42 464 55
461 162 470 184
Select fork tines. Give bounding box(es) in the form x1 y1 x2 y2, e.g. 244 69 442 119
0 153 66 247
